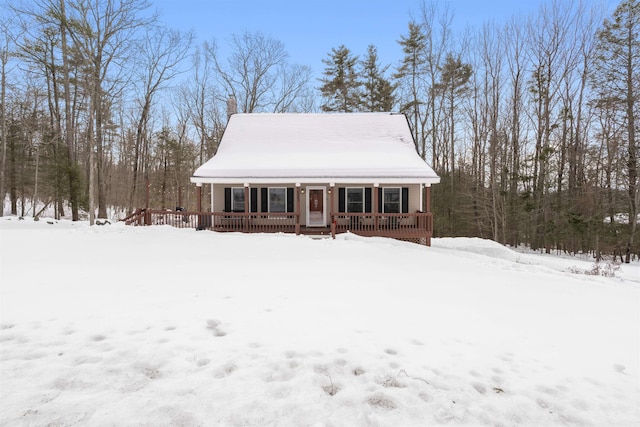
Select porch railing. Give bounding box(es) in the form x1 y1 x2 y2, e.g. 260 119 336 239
121 209 432 245
122 208 147 226
331 212 433 240
124 209 299 233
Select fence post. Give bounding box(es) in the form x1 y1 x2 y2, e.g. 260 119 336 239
331 215 336 239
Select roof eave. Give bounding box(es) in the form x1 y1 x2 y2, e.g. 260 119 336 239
190 176 441 185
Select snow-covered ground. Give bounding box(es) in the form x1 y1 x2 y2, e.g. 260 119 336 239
1 216 638 426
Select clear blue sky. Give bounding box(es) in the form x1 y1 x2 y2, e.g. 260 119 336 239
151 0 618 81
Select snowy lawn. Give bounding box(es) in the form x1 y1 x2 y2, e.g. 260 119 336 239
0 217 638 426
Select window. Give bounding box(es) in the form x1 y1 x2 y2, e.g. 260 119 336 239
268 187 286 212
383 188 401 213
231 187 245 212
346 188 364 212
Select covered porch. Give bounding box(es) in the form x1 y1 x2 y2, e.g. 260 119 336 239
123 209 434 244
123 182 434 245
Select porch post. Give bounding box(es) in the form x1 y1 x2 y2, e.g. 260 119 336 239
425 185 431 213
295 184 301 235
196 183 202 212
330 183 335 239
373 183 379 230
211 184 215 228
196 183 203 230
244 183 249 231
425 184 432 246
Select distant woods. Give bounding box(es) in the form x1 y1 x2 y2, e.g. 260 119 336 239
0 0 637 260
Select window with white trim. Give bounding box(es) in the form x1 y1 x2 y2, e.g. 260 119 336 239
383 187 401 213
268 187 286 212
231 187 245 212
346 187 364 212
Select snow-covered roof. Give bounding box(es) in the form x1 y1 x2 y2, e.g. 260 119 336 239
191 113 440 185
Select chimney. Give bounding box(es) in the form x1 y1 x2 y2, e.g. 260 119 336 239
226 95 237 119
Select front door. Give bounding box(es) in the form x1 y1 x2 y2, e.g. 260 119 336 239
306 187 326 227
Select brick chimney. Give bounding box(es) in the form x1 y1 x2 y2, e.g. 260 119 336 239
226 95 237 119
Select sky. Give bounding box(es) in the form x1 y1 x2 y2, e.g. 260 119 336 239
149 0 618 83
0 216 638 425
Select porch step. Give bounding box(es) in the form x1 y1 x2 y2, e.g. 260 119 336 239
308 234 332 240
299 227 332 237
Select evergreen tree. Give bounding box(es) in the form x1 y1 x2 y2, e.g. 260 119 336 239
592 0 639 262
318 45 361 112
394 22 428 155
434 53 472 175
360 44 396 111
433 53 472 235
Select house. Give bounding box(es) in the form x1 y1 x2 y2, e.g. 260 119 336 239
187 112 440 245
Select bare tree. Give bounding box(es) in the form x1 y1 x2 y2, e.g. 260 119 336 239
468 20 506 242
420 1 452 170
211 31 310 114
128 25 192 214
11 0 83 220
526 0 578 251
271 62 314 113
549 2 602 254
0 16 17 216
64 0 153 221
188 42 220 164
502 16 528 247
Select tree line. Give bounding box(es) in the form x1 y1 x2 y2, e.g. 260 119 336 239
0 0 637 261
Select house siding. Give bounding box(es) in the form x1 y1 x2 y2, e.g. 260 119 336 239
214 184 299 212
212 183 424 227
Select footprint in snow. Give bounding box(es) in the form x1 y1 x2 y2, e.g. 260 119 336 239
206 319 221 328
613 363 626 374
206 319 227 337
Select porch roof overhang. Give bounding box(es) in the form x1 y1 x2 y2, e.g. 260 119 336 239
190 176 440 186
190 113 441 187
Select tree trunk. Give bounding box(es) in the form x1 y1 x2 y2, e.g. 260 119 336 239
88 90 95 225
0 46 6 216
94 67 107 219
625 48 637 263
59 0 79 221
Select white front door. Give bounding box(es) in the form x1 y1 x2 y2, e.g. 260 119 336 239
306 187 326 227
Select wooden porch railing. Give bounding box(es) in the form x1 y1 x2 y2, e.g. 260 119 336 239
331 212 433 242
122 208 147 226
121 209 433 245
123 209 299 233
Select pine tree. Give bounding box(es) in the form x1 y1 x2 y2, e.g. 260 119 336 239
318 45 361 112
394 22 427 154
433 53 472 235
434 53 472 175
360 44 396 111
592 0 639 262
